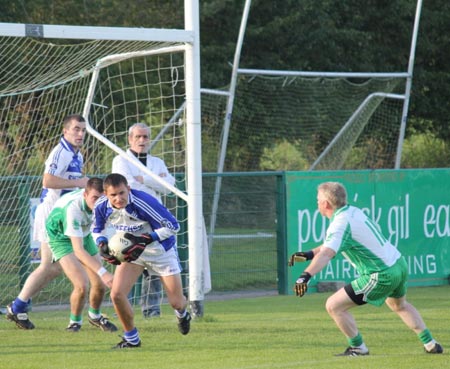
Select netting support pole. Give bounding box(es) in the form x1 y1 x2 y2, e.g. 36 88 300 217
395 0 423 169
208 0 252 250
310 93 405 171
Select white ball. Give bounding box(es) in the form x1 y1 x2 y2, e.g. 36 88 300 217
108 231 134 262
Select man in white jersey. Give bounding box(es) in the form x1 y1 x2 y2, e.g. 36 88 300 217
92 173 190 349
7 114 90 330
46 178 117 332
112 122 176 319
289 182 443 356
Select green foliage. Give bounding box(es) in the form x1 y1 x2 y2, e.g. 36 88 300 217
1 0 449 167
401 131 450 168
1 286 449 369
259 140 309 171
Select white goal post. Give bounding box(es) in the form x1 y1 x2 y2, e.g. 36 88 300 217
0 0 206 308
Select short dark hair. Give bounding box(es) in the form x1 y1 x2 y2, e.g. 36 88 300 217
104 173 128 189
63 114 85 129
86 177 103 193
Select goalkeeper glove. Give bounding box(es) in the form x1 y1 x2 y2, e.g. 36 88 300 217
294 272 312 297
288 251 314 266
123 232 156 246
121 232 157 262
97 236 121 265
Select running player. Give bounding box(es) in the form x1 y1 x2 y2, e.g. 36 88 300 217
7 114 90 329
92 173 190 349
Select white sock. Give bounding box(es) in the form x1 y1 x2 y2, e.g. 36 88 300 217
88 311 101 320
355 343 369 353
424 340 437 351
175 309 186 319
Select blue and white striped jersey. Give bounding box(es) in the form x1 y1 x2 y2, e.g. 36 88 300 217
40 136 84 205
92 188 179 251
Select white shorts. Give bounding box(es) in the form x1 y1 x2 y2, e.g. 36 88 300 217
32 201 53 243
132 246 182 277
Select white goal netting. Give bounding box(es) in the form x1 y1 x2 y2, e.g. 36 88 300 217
0 33 191 307
200 72 406 173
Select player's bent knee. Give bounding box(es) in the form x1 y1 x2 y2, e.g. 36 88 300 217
110 290 128 304
167 295 187 311
325 297 338 315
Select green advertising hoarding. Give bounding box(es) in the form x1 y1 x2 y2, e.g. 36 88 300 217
286 169 450 294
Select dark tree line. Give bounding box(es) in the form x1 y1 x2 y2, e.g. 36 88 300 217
1 0 449 146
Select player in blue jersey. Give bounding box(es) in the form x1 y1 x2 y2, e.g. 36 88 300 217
46 177 117 333
289 182 443 356
92 173 190 349
7 114 90 330
112 122 176 319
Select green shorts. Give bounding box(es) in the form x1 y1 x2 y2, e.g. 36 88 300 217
351 256 408 307
49 234 97 262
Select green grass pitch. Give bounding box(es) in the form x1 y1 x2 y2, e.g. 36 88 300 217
1 286 448 369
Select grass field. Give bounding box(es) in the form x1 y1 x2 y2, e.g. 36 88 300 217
1 285 449 369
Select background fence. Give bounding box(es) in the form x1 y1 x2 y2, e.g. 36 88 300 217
1 169 448 308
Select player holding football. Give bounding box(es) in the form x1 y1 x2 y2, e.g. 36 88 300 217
112 122 176 319
289 181 443 356
46 177 117 332
92 173 190 349
7 114 90 330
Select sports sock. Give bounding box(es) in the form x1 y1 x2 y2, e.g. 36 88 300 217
124 327 141 345
11 298 31 314
418 329 433 344
348 333 369 352
69 313 82 325
175 309 187 319
418 329 437 350
88 307 101 320
348 333 363 347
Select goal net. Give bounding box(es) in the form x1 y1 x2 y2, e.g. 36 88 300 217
201 71 407 173
0 24 203 308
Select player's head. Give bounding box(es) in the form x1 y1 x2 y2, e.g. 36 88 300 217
84 177 104 210
103 173 131 209
128 122 150 154
62 114 86 150
317 182 347 215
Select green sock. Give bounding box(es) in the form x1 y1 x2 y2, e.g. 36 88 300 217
88 307 101 320
348 333 363 347
69 313 82 323
418 329 433 344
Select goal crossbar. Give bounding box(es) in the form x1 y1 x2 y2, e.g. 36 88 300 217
238 68 411 79
0 22 194 43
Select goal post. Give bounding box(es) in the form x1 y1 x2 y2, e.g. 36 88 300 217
0 8 205 309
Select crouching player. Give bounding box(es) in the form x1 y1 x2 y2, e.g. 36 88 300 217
289 181 443 356
46 177 117 332
92 173 191 349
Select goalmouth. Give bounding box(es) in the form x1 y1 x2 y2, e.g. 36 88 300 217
0 6 205 309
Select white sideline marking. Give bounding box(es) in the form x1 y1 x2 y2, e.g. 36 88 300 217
212 232 275 239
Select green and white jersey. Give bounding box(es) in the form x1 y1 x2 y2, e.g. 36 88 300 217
324 205 401 275
46 189 93 241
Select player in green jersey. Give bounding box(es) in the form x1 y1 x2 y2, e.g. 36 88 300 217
46 177 117 332
289 181 443 356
